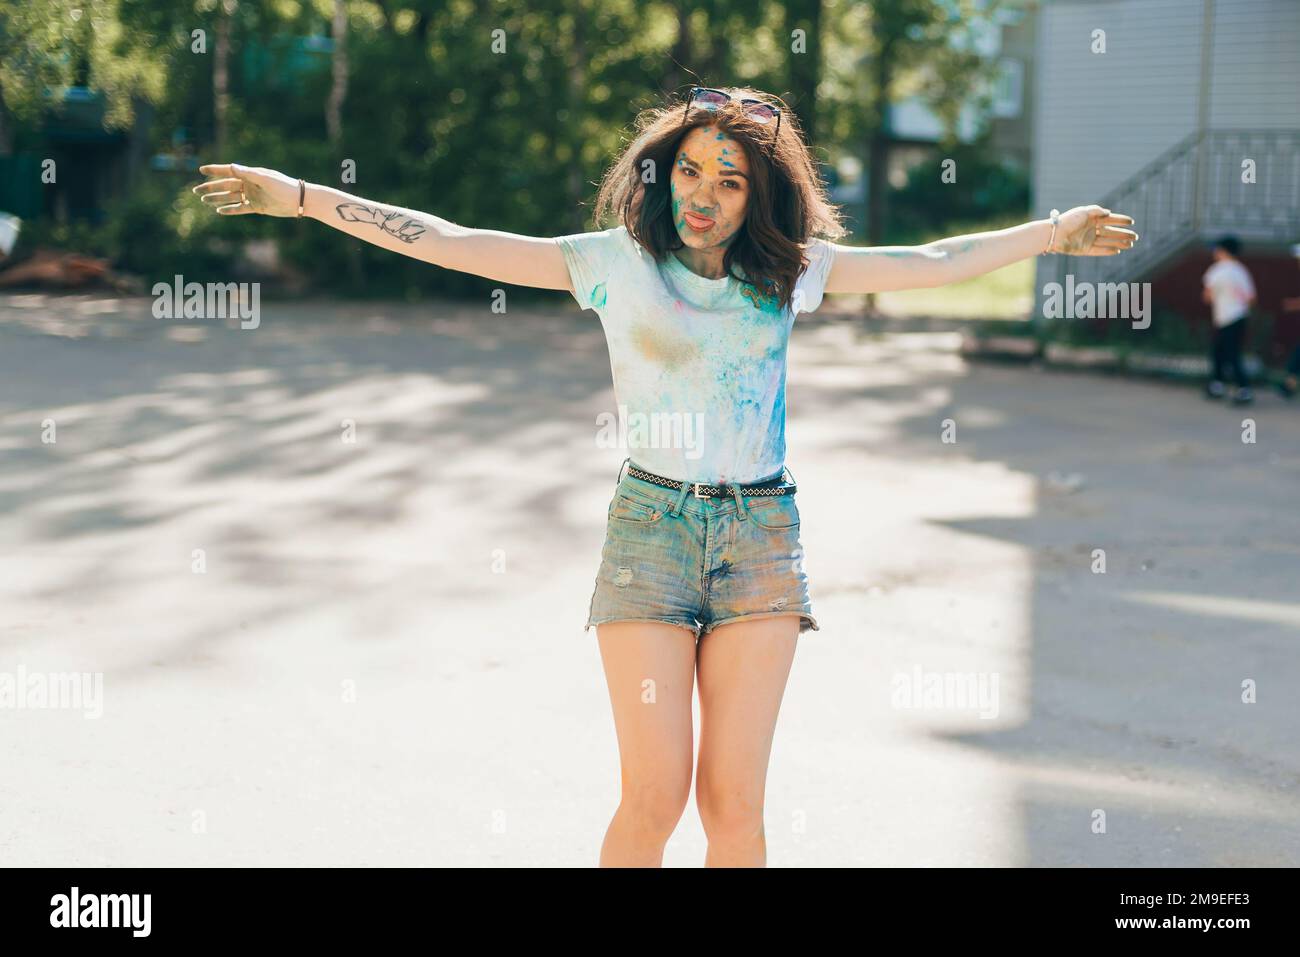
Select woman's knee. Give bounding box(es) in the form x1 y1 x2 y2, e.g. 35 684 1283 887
696 784 765 845
617 778 691 840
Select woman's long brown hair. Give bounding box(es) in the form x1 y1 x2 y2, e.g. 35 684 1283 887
592 88 847 312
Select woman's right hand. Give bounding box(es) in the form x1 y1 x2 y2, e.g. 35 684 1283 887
192 171 576 292
193 163 300 217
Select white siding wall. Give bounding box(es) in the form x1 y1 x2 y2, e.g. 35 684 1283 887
1033 0 1203 213
1207 0 1300 128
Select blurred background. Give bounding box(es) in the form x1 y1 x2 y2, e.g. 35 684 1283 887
0 0 1034 296
2 1 1297 337
1 0 1299 867
2 0 1298 359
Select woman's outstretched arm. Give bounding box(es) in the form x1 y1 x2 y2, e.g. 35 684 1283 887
192 163 572 291
823 205 1138 295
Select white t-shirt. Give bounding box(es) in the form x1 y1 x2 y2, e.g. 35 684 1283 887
1203 259 1255 327
555 225 837 484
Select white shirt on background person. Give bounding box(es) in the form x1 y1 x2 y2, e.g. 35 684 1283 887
1203 258 1255 327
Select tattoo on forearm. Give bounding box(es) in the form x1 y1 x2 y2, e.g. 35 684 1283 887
335 202 426 243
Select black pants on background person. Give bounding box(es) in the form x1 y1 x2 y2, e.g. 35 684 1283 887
1277 343 1300 398
1210 316 1250 389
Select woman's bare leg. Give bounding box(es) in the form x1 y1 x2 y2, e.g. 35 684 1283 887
694 615 800 867
595 621 698 867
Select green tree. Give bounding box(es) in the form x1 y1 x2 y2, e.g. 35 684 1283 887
0 0 169 155
823 0 999 244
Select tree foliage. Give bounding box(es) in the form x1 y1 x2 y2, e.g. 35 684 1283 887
2 0 1020 296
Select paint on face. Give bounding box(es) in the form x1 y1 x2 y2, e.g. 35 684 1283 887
670 124 750 254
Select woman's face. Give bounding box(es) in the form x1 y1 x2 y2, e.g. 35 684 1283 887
670 124 751 251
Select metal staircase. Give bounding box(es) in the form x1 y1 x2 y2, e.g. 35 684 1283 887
1051 129 1300 288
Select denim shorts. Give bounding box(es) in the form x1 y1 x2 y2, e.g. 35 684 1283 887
585 459 819 639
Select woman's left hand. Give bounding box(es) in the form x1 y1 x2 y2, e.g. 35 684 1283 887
1051 205 1139 256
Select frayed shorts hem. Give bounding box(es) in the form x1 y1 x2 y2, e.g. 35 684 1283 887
585 611 818 638
701 611 819 636
585 616 701 637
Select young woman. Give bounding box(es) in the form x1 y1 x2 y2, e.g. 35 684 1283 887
194 86 1138 868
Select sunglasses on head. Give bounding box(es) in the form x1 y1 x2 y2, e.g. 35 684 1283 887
681 87 782 144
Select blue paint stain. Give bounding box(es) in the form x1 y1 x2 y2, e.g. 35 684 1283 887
739 283 782 315
591 282 607 308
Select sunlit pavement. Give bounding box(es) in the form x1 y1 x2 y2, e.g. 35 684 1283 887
2 292 1297 867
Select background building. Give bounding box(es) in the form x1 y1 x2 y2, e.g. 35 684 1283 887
1033 0 1300 360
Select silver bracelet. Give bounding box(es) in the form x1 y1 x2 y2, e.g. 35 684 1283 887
1045 208 1060 254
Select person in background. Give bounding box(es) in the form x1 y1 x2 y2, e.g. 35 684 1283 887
0 213 21 263
1276 242 1300 399
1202 235 1256 405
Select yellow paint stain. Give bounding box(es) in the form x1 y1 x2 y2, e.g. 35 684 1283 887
631 323 697 371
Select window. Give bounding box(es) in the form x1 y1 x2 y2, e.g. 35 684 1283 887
991 58 1024 118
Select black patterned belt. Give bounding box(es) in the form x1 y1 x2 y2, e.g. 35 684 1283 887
625 462 797 499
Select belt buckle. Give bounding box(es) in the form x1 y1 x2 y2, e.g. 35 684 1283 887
692 482 710 499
